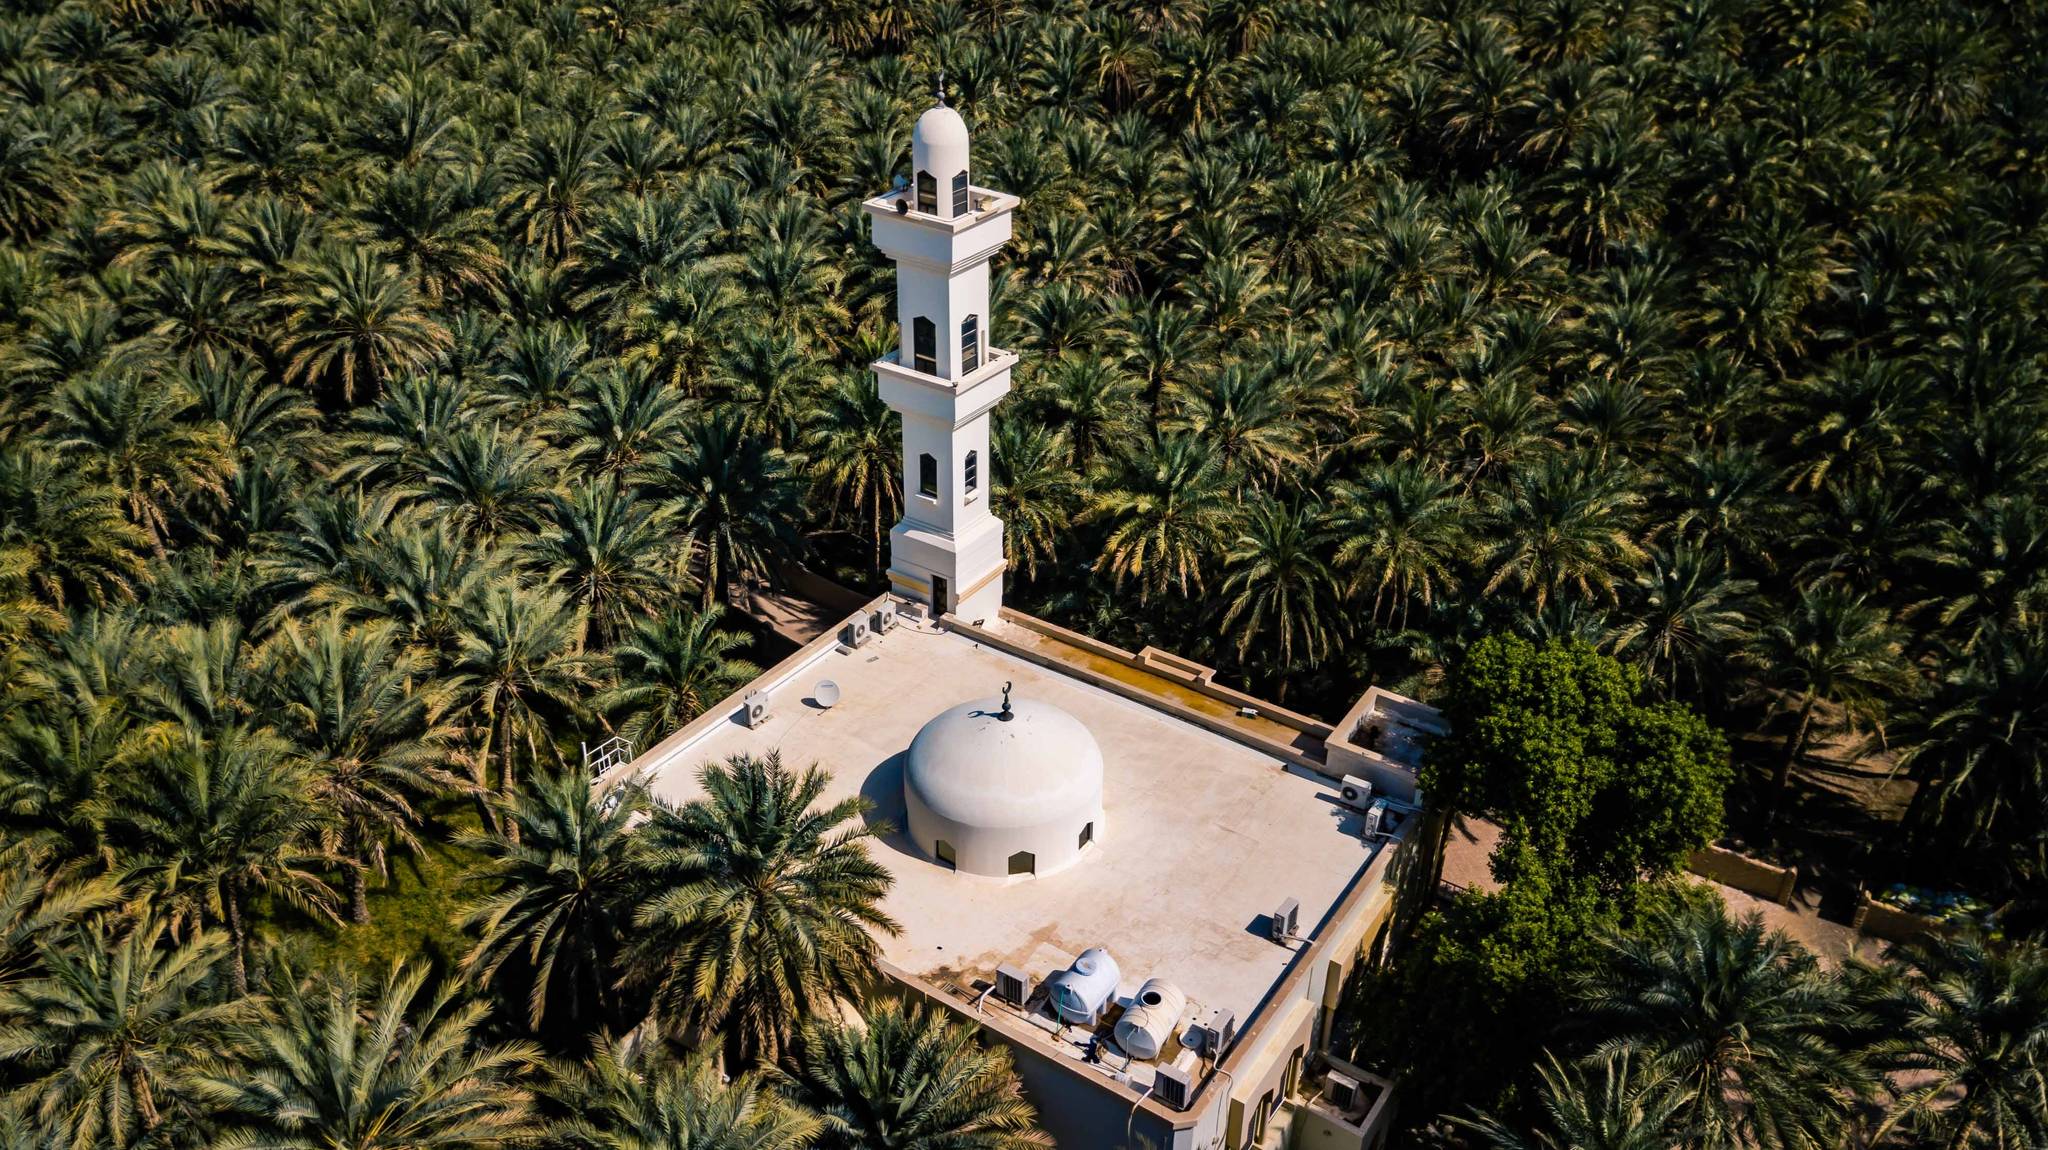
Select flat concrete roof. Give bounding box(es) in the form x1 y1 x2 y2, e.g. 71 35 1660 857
634 617 1382 1036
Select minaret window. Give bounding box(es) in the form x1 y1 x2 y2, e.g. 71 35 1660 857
951 171 970 215
916 171 937 214
964 449 978 494
912 317 937 375
961 315 980 373
918 453 938 498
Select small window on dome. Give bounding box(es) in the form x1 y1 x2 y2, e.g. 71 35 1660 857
935 840 956 869
1078 822 1094 849
1007 850 1035 876
915 171 937 214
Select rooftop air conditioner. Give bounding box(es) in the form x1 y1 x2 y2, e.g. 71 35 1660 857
740 689 770 729
1152 1063 1194 1111
994 964 1031 1007
1337 775 1375 812
872 600 900 632
1269 897 1300 944
1188 1007 1236 1058
839 617 872 649
1323 1071 1363 1117
1361 797 1389 839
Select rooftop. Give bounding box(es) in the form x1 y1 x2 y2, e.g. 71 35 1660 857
631 613 1386 1044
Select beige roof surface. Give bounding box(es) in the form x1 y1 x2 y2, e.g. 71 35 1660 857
635 619 1382 1028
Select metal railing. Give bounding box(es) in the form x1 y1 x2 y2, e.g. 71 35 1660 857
582 735 633 779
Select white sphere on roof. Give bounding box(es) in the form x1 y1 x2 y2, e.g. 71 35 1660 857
904 692 1103 877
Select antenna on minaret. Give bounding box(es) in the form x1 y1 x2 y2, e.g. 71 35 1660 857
998 681 1013 720
935 70 947 106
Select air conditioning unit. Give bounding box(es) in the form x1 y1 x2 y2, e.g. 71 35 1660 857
1323 1071 1363 1116
1361 797 1389 839
1152 1063 1194 1111
839 617 872 649
1337 775 1375 811
872 600 900 632
1269 897 1300 943
1188 1007 1236 1058
994 964 1031 1007
740 689 770 729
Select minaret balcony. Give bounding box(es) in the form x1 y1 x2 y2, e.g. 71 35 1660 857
874 345 1017 425
865 186 1018 274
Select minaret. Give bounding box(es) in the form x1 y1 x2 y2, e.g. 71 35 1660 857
866 84 1018 621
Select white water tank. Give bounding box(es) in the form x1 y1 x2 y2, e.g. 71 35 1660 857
1113 978 1188 1061
1047 948 1120 1024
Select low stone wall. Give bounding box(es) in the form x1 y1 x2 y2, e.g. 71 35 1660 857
1852 891 1958 944
998 610 1332 737
1687 845 1798 907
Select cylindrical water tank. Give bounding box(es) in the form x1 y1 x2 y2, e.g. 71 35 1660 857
1047 948 1121 1024
1113 978 1188 1061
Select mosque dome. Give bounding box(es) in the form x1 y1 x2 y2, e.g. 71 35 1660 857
904 692 1104 877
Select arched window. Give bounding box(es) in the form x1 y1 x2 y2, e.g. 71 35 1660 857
964 450 978 494
912 316 936 375
934 840 956 869
951 170 970 215
1007 850 1035 876
960 314 980 373
915 171 937 214
917 453 938 498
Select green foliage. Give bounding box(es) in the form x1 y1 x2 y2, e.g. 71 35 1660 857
781 998 1052 1150
1428 635 1730 893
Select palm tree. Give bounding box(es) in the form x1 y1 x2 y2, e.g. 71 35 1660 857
0 707 126 861
0 855 124 993
1455 1052 1689 1150
281 246 453 404
662 416 804 611
1030 353 1139 473
805 374 901 575
461 767 650 1038
781 998 1051 1149
1609 546 1757 700
1577 902 1869 1150
1484 457 1648 611
1329 462 1469 630
450 585 596 803
1086 435 1235 603
0 916 256 1150
0 448 151 610
1863 929 2048 1150
991 421 1078 584
524 480 682 648
1896 622 2048 870
542 1035 819 1150
46 371 236 554
595 607 759 752
1217 497 1343 684
103 727 338 994
628 752 898 1068
1742 586 1917 828
199 962 540 1149
262 613 461 923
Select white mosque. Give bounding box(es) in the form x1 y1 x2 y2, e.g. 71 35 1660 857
618 92 1445 1150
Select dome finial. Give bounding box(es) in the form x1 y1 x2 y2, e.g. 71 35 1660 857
999 680 1013 721
935 70 947 106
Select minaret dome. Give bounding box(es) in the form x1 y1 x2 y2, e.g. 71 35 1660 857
911 104 971 220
